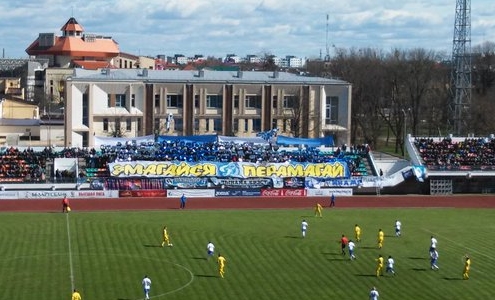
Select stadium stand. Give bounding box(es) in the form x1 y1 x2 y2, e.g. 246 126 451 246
0 136 371 185
414 137 495 170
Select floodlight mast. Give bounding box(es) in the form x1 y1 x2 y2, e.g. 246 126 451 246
449 0 472 136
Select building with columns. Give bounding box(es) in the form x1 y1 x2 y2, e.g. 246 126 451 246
65 68 352 148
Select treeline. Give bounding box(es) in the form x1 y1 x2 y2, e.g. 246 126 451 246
308 42 495 155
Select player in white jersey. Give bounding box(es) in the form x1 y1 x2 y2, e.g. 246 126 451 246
301 219 308 238
395 220 402 237
207 241 215 259
142 275 152 300
369 287 379 300
348 240 356 260
386 255 395 275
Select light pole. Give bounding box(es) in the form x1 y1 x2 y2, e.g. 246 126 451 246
401 108 409 156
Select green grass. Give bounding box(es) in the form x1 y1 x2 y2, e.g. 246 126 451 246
1 208 494 300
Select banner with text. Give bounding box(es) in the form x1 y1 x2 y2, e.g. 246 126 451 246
166 189 216 198
306 188 353 197
17 190 119 199
108 160 349 179
215 189 262 197
305 177 363 188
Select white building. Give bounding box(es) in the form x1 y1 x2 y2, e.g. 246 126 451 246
65 68 352 148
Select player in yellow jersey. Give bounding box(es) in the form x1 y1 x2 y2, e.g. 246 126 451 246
71 289 82 300
375 254 384 277
463 254 471 279
314 203 323 217
354 224 361 242
161 226 173 247
217 253 227 278
377 229 384 249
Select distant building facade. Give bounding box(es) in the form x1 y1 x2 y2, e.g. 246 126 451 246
65 69 352 148
25 17 120 68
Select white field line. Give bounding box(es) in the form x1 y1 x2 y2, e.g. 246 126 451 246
421 228 494 261
65 213 75 292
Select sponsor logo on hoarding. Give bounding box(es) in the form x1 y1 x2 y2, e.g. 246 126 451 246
241 190 261 197
261 189 307 197
261 189 282 197
215 190 243 197
283 189 306 196
119 190 166 198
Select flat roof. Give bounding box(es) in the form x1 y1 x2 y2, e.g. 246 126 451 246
69 69 350 85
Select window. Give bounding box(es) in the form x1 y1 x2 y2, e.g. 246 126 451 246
283 95 297 108
206 95 223 108
154 94 160 108
233 95 239 108
194 119 199 132
167 94 183 107
137 118 142 133
245 95 261 108
233 119 239 132
103 118 109 131
213 118 222 131
116 94 126 107
253 118 261 132
126 118 132 131
107 95 111 107
154 118 161 132
174 118 183 132
131 94 136 107
82 94 89 126
272 95 278 109
194 95 200 108
115 118 121 133
325 96 339 125
82 132 89 147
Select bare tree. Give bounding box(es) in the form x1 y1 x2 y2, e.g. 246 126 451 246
329 47 387 148
108 119 126 138
281 89 304 137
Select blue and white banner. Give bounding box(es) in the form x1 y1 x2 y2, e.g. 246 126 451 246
164 177 208 188
108 160 349 179
305 177 363 188
214 189 261 197
209 177 273 189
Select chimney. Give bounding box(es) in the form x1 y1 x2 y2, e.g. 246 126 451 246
198 69 205 77
237 70 243 78
273 70 279 78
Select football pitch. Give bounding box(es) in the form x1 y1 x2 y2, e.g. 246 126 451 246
1 207 493 300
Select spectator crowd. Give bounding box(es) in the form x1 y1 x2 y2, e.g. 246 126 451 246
414 137 495 170
0 139 371 183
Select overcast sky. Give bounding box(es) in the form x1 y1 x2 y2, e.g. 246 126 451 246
1 0 494 60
